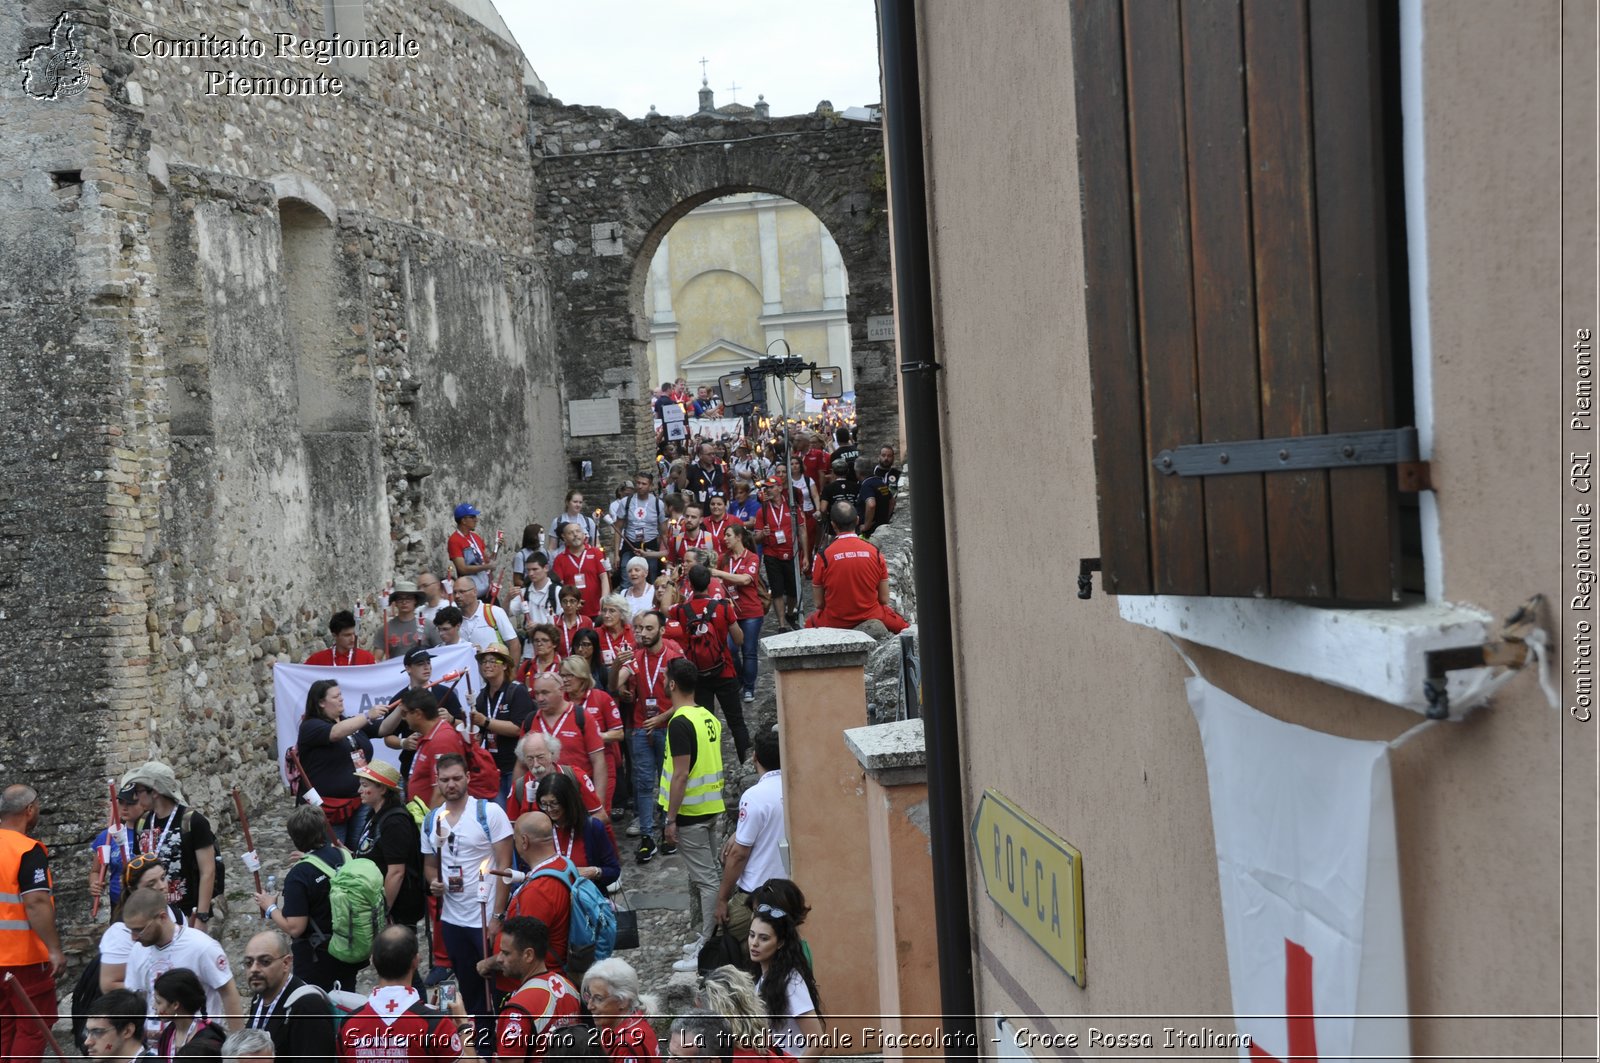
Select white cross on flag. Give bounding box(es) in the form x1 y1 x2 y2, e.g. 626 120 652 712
1187 676 1411 1062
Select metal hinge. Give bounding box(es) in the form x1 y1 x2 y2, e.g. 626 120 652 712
1153 427 1419 477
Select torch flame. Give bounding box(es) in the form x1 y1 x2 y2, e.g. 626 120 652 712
480 859 490 875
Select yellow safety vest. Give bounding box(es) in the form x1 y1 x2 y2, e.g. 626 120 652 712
657 704 726 817
0 829 50 965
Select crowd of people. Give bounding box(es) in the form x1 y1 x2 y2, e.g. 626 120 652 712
0 414 905 1061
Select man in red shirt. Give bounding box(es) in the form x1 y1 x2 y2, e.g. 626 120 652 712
305 610 377 667
338 926 462 1061
549 524 609 623
664 501 717 567
402 689 468 807
611 611 682 863
807 502 908 634
521 674 607 807
486 813 575 983
671 565 749 765
797 431 831 485
484 915 581 1060
751 477 804 630
449 503 497 599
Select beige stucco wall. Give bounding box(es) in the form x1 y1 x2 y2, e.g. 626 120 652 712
917 0 1591 1056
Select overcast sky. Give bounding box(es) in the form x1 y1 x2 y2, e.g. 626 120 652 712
499 0 883 120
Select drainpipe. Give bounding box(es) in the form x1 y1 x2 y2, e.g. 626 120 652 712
877 0 979 1053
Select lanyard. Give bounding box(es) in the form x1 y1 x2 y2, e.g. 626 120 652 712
767 502 788 527
250 980 289 1029
558 617 581 656
640 650 666 699
537 707 574 738
146 808 178 858
601 629 628 656
555 826 576 861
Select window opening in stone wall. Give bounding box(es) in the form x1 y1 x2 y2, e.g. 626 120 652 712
279 199 366 434
643 192 853 412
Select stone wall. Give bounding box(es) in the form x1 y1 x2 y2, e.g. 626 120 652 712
529 96 899 491
0 0 562 958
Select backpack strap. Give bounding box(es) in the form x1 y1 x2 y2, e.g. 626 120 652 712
475 798 490 839
423 808 438 838
285 982 329 1010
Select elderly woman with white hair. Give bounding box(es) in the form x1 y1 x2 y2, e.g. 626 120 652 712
582 957 660 1063
620 556 658 618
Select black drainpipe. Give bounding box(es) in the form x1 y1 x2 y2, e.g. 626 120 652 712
877 0 979 1053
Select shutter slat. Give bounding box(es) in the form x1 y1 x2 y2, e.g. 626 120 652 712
1243 0 1334 597
1182 0 1269 598
1071 0 1153 595
1125 0 1208 595
1311 0 1401 602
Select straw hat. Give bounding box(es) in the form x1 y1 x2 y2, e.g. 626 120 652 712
476 643 513 668
353 760 403 792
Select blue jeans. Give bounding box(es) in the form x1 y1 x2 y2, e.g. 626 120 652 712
630 726 667 838
735 617 763 694
439 920 492 1049
337 802 371 850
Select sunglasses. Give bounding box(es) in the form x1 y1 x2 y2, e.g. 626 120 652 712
755 903 788 919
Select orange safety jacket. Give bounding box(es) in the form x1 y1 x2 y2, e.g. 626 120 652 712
0 828 50 965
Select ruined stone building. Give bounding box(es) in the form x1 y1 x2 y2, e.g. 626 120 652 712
0 0 891 936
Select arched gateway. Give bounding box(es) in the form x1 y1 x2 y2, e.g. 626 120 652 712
531 96 896 487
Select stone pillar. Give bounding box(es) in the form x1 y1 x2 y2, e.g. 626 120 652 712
844 718 939 1058
761 628 879 1048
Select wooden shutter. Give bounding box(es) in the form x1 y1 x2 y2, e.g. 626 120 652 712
1070 0 1404 602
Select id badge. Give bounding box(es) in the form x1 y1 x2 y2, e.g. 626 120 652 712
446 865 464 894
349 748 367 770
574 573 587 588
602 648 616 664
644 698 657 712
774 529 787 544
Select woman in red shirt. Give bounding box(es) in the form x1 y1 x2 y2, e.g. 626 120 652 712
581 958 660 1063
595 596 636 673
714 524 765 703
558 656 624 813
519 624 563 686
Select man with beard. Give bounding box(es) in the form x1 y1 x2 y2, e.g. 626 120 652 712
611 610 683 862
241 928 336 1060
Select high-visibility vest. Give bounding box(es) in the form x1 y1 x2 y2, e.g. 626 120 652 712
657 705 726 818
0 829 50 965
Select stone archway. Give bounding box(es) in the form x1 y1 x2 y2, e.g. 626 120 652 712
531 97 895 487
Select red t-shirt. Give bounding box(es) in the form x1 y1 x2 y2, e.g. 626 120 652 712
601 1014 661 1063
801 446 830 483
665 527 717 565
305 646 377 667
752 503 796 560
810 534 888 626
494 970 582 1059
448 529 488 569
407 720 467 804
509 766 604 822
597 628 634 670
522 705 604 777
672 595 738 680
553 616 591 659
550 548 607 619
625 644 684 728
701 516 743 565
581 689 624 799
496 856 576 987
338 1000 461 1060
725 549 764 620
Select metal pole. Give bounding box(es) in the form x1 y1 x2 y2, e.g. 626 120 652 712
774 379 804 617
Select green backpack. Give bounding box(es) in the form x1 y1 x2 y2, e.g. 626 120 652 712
302 850 386 966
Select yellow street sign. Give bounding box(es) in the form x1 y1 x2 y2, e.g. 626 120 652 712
970 789 1086 985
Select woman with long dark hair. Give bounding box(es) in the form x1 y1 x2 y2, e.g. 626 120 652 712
534 771 620 891
297 678 382 847
748 888 823 1059
153 967 227 1058
714 523 764 702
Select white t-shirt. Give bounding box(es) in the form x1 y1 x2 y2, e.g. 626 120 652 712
734 770 786 892
420 799 513 926
622 583 656 619
460 602 516 650
757 969 817 1053
126 923 235 1036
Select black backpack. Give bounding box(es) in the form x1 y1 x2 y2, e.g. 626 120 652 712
70 954 103 1052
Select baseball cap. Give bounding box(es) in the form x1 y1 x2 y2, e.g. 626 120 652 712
116 785 140 804
453 503 480 520
403 648 435 667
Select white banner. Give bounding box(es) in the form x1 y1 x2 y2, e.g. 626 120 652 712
1187 676 1410 1062
271 643 481 786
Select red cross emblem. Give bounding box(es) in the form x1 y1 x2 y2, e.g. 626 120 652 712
383 998 401 1013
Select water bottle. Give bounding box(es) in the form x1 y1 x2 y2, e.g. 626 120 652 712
266 873 277 894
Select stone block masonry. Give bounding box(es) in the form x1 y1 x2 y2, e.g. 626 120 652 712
0 0 563 967
530 96 900 491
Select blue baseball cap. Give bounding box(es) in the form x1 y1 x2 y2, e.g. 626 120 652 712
453 503 480 520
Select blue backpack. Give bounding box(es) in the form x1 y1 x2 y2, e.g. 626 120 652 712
532 863 617 973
